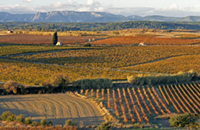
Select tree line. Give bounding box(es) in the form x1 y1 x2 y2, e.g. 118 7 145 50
1 21 200 31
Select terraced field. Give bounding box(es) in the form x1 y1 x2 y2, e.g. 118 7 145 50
0 93 104 126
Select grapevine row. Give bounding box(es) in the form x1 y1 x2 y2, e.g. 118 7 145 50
127 88 142 123
132 88 149 123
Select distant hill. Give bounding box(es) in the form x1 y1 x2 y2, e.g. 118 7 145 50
1 21 200 31
1 11 200 22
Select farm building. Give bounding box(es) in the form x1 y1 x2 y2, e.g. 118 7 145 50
7 30 13 34
138 42 146 46
56 41 63 46
88 39 91 42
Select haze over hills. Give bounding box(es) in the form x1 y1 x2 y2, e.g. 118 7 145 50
1 11 200 23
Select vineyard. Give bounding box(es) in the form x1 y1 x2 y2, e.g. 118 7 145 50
122 55 200 74
0 45 97 56
0 59 134 85
0 34 95 45
78 81 200 124
90 36 200 45
10 46 200 68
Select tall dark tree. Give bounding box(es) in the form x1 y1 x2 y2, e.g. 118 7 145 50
52 31 58 45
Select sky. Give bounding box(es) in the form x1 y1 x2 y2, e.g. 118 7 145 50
1 0 200 17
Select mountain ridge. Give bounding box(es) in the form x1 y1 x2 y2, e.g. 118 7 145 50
1 11 200 22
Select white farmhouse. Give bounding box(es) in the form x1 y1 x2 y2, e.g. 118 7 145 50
138 42 146 46
56 41 63 46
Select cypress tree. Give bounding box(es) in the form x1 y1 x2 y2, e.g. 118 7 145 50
52 31 58 45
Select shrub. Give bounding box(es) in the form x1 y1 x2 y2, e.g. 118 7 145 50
6 114 16 122
1 111 15 121
98 122 111 130
48 121 53 126
65 120 76 126
25 117 32 124
84 42 91 47
66 119 72 126
72 78 113 89
128 70 197 85
45 74 69 88
40 119 47 126
16 114 25 123
42 82 54 93
169 113 199 127
113 31 120 35
32 121 39 126
3 80 22 94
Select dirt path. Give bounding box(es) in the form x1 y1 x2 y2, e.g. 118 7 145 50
0 93 104 126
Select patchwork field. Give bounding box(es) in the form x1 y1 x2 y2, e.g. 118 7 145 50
1 31 200 128
0 93 104 126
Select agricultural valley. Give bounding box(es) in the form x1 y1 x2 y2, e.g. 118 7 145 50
1 24 200 130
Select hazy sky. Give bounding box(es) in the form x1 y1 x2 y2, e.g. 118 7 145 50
1 0 200 16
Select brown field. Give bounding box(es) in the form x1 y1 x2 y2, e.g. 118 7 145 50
91 36 200 45
0 93 104 126
0 34 95 45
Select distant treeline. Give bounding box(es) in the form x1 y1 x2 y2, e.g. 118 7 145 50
1 21 200 31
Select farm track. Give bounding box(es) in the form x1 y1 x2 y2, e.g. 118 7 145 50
0 93 104 126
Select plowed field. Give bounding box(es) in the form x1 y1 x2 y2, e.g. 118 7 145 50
0 93 104 126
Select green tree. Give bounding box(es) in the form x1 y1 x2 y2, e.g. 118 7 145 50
52 31 58 45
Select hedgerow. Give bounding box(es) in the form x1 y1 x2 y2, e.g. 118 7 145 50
72 78 113 89
128 70 198 85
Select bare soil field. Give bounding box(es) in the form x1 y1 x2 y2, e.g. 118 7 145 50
0 34 95 45
0 93 104 126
